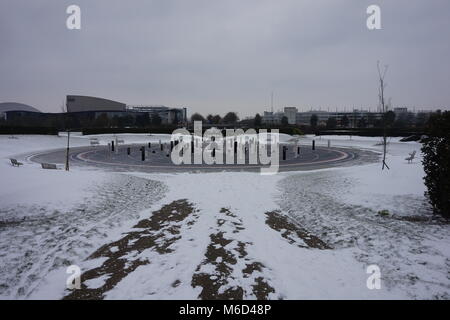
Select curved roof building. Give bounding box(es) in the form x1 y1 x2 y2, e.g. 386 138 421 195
0 102 41 113
66 95 126 113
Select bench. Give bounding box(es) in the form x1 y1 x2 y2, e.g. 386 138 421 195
90 140 100 146
117 139 125 144
10 158 23 167
405 151 416 164
41 163 58 170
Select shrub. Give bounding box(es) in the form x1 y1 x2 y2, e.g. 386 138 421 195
292 128 303 136
421 111 450 218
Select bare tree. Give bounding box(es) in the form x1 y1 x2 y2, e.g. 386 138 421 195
377 61 390 170
60 98 67 113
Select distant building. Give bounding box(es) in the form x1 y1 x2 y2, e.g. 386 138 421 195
393 107 409 121
284 107 298 125
65 96 187 125
0 102 41 120
394 107 408 115
262 111 284 125
127 105 187 124
296 111 330 126
66 95 126 113
262 107 385 128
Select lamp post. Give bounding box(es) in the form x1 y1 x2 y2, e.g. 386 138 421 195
65 130 70 171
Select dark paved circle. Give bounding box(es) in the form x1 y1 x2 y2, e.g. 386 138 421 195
28 143 380 173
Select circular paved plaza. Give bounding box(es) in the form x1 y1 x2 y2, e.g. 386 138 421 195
27 142 379 173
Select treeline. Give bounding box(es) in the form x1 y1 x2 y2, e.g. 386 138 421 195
190 112 239 124
0 111 169 131
0 109 438 136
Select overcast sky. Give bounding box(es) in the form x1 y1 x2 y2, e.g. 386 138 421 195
1 0 449 116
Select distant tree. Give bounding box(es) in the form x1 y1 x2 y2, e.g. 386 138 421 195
326 117 337 129
416 112 429 127
341 115 350 128
357 118 367 128
394 112 411 128
292 127 303 136
65 113 81 129
383 110 396 127
367 113 377 127
422 111 450 218
281 116 289 126
310 114 318 127
94 113 109 128
205 114 222 124
151 113 162 126
110 115 120 128
117 115 134 128
406 112 416 127
394 118 406 128
223 112 239 124
211 115 222 124
172 112 179 125
135 113 150 127
191 113 205 123
254 113 262 126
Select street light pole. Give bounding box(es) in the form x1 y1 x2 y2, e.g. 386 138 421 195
65 130 70 171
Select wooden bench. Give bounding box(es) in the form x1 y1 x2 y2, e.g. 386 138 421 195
405 151 416 164
10 158 23 167
41 163 58 170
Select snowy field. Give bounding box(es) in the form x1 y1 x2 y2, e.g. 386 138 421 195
0 134 449 299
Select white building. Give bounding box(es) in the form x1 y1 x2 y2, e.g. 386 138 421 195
262 111 284 125
127 105 187 124
284 107 298 125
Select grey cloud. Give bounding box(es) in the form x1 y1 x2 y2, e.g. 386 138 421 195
0 0 449 116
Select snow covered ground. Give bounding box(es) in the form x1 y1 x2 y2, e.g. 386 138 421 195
0 134 449 299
